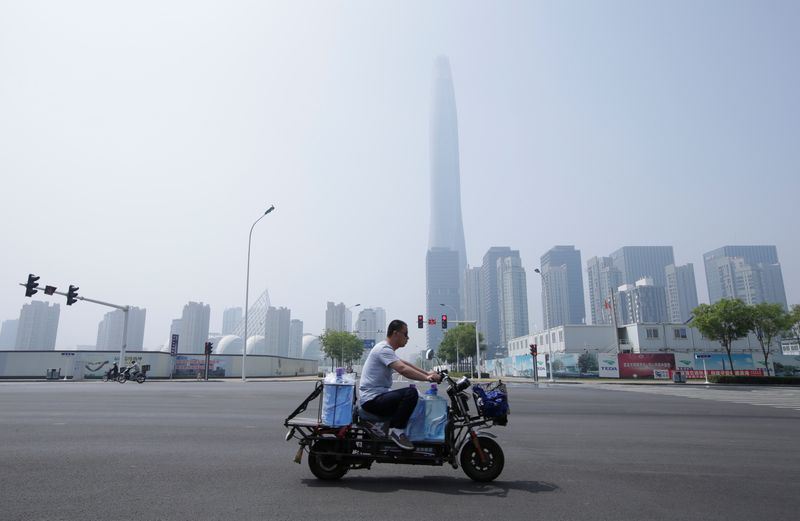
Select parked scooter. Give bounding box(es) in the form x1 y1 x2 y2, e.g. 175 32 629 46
284 349 509 482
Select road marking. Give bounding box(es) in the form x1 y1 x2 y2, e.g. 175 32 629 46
596 385 800 412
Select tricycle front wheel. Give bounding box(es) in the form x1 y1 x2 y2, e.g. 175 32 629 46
460 437 504 482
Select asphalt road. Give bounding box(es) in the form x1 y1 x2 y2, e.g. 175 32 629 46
0 380 798 521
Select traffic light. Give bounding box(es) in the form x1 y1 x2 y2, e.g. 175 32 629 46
441 314 448 329
204 341 213 355
66 285 79 306
24 274 40 297
529 343 537 357
418 315 424 328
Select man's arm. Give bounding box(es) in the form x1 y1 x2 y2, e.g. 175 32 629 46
389 360 442 383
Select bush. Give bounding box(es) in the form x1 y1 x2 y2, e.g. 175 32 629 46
707 375 800 385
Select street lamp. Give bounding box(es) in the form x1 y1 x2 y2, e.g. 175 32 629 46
534 268 555 383
243 205 275 381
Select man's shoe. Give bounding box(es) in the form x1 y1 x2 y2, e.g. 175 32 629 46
389 430 414 450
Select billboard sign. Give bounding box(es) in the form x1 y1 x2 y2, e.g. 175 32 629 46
781 341 800 356
170 334 179 357
599 354 619 378
618 353 675 379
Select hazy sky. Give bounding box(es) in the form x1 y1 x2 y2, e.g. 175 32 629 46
2 1 798 354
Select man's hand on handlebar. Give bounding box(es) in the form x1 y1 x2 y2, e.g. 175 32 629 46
426 371 443 384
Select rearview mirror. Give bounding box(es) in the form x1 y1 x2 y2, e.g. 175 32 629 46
425 349 435 360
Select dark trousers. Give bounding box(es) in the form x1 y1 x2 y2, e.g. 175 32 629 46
362 387 419 429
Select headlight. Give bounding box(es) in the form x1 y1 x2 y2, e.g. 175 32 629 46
455 375 471 392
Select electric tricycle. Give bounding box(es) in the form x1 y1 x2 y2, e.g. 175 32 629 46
284 350 510 482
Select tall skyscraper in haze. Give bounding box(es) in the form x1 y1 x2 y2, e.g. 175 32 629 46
498 256 529 353
356 307 387 343
222 307 242 335
426 56 468 351
610 246 675 287
0 319 18 349
703 245 787 309
177 301 210 353
265 306 291 356
665 263 699 323
617 278 669 324
96 306 146 350
426 247 460 352
540 246 585 328
480 247 515 354
463 266 481 322
325 302 350 332
15 301 60 350
289 319 303 358
586 256 622 325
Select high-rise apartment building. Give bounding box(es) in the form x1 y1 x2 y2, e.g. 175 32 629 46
586 256 622 325
222 307 242 335
356 307 387 343
540 246 585 328
265 306 291 356
0 319 18 349
426 247 460 351
15 301 60 350
703 246 787 309
325 302 351 332
289 319 303 358
498 256 529 353
96 306 146 350
177 301 210 353
463 266 481 322
480 247 516 354
665 264 699 323
426 56 468 350
617 278 669 324
610 246 675 288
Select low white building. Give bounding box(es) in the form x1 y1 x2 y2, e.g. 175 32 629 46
508 323 763 356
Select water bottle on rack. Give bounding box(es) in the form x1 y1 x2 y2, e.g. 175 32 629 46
423 383 447 441
404 382 425 441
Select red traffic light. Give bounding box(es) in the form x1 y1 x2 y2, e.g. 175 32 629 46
529 343 538 357
417 315 424 328
441 314 448 329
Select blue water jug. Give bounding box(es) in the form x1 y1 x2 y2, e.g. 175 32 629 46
404 384 425 441
423 384 447 442
321 382 354 427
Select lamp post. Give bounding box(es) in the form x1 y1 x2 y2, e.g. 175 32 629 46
243 205 275 381
534 268 555 383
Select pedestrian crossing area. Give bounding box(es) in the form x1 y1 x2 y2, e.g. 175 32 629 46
596 384 800 412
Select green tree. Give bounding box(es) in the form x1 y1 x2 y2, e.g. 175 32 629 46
790 304 800 341
319 330 364 367
692 299 754 373
436 323 486 365
578 352 599 374
750 302 793 376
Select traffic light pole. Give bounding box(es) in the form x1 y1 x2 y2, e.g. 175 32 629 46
19 282 132 366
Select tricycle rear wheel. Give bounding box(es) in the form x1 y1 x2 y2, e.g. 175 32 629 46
460 437 504 482
308 440 349 480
